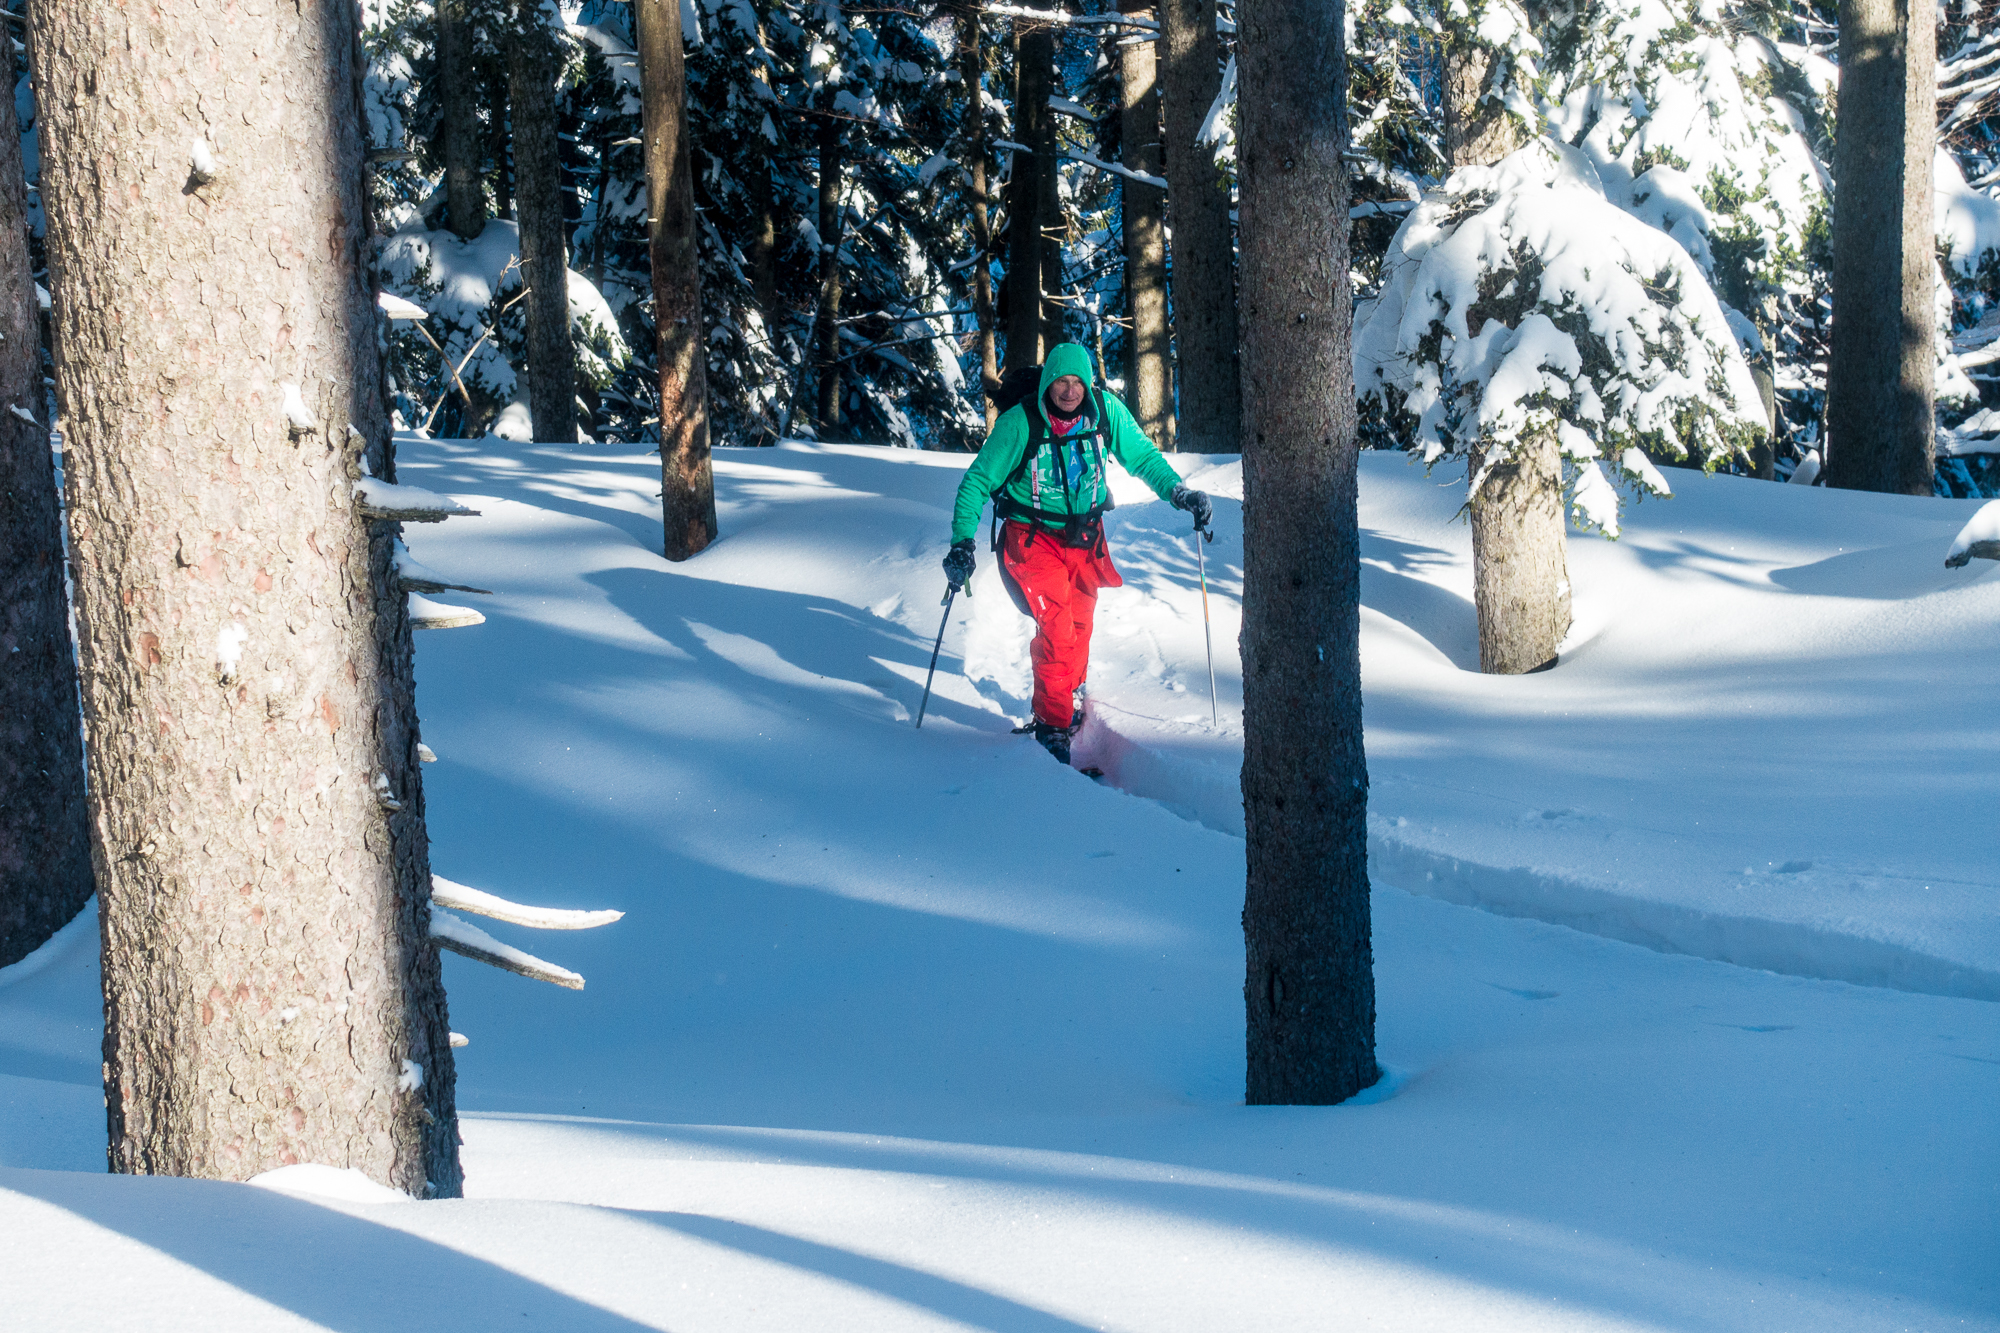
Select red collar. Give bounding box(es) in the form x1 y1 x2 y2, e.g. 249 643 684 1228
1047 411 1082 435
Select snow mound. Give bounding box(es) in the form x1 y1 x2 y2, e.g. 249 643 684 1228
245 1164 410 1204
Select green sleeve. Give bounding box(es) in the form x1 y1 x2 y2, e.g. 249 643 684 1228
1102 393 1183 502
951 407 1030 543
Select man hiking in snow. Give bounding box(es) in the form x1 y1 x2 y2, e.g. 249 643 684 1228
942 342 1212 766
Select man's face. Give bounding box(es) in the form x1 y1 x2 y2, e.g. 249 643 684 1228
1050 375 1086 414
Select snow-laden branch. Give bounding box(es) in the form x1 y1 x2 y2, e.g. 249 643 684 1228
431 910 585 989
984 4 1157 30
408 593 485 630
354 476 480 522
1944 500 2000 568
432 876 625 930
996 140 1166 190
393 539 493 596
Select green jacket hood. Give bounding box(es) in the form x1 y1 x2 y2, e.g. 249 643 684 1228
1036 344 1097 425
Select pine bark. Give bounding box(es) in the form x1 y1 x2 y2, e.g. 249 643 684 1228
1236 0 1375 1104
1470 432 1571 674
1442 41 1521 170
1119 6 1174 448
637 0 718 559
1005 25 1055 369
815 113 846 432
1445 29 1563 673
508 0 578 444
962 12 1000 426
1827 0 1936 495
0 76 90 970
30 0 461 1193
437 0 489 240
1160 0 1240 451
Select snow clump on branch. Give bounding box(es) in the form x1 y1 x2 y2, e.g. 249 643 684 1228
1354 140 1766 536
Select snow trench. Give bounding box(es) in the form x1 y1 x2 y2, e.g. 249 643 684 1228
1073 705 2000 1004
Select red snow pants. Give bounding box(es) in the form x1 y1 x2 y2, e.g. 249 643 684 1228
999 520 1122 729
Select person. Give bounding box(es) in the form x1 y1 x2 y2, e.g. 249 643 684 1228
943 342 1211 766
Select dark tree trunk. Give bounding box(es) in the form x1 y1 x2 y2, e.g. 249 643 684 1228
1236 0 1375 1105
0 72 90 970
30 0 461 1193
1827 0 1935 495
748 21 781 318
637 0 718 559
963 10 1000 426
436 0 488 240
815 113 845 433
1005 25 1055 369
1160 0 1240 451
489 60 514 220
508 0 577 444
1119 4 1173 448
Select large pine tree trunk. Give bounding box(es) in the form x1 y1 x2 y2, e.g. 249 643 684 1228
0 76 90 969
815 114 846 433
1119 5 1174 448
1470 432 1570 674
1236 0 1375 1104
436 0 489 240
1827 0 1936 495
962 12 1000 427
637 0 718 559
508 0 578 445
1160 0 1240 451
1005 25 1055 369
30 0 461 1193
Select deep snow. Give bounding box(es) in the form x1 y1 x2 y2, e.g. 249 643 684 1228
0 437 1993 1331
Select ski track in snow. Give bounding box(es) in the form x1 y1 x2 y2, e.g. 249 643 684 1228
0 438 1993 1332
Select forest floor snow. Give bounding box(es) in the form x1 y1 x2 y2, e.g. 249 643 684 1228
0 439 1993 1331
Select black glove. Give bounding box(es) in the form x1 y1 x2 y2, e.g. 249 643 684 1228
1170 484 1213 531
942 538 975 590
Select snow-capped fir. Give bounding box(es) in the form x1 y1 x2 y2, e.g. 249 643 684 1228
1354 139 1765 535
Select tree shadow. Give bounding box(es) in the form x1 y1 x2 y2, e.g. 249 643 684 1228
1 1167 666 1332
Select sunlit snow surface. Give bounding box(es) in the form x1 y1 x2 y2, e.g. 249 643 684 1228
0 439 1993 1331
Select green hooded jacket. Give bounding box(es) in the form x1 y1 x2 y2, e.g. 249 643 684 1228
950 342 1182 544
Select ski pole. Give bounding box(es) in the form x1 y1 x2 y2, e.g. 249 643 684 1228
915 580 966 730
1193 518 1218 729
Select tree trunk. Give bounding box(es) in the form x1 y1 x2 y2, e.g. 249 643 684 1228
1005 25 1054 369
963 11 1000 428
437 0 488 240
1160 0 1240 451
638 0 718 559
1119 5 1174 448
748 21 781 319
1470 432 1571 673
1236 0 1375 1104
30 0 461 1194
508 0 577 444
0 77 90 970
815 113 845 433
1445 29 1561 673
1826 0 1935 495
1442 40 1521 170
489 60 514 220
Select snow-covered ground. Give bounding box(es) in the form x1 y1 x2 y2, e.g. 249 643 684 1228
1 438 1993 1331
